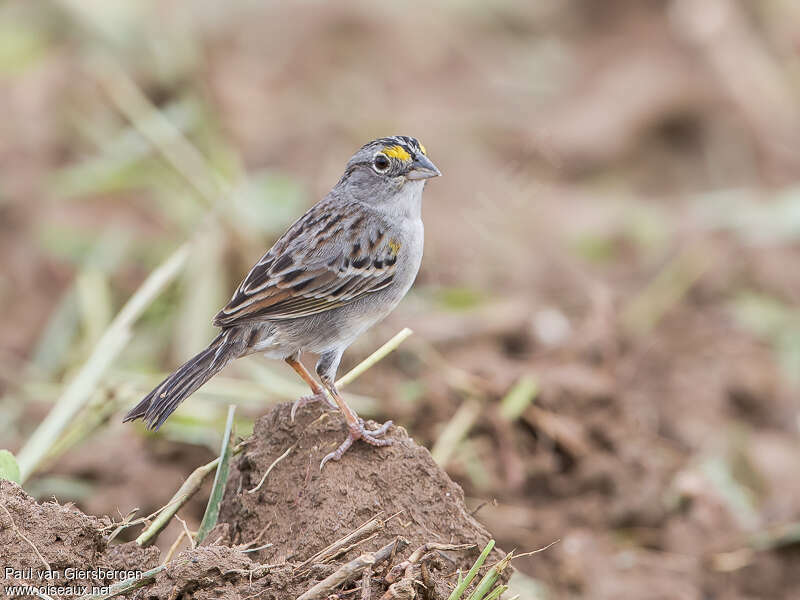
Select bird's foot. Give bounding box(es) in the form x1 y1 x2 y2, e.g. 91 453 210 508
290 392 335 421
320 418 394 469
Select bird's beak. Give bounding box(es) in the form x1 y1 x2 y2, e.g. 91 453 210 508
406 154 441 180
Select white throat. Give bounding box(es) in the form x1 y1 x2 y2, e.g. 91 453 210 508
383 179 425 221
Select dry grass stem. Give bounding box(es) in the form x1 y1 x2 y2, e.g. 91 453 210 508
162 530 186 565
75 564 166 600
297 537 409 600
247 443 295 494
296 514 386 572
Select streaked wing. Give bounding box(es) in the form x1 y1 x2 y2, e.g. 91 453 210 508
213 199 399 327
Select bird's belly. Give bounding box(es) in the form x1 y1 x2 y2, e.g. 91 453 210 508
294 296 401 354
261 276 413 357
259 218 423 358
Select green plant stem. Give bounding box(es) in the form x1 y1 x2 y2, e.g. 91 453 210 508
135 460 218 547
482 585 508 600
466 552 514 600
195 404 236 544
134 440 247 547
447 540 495 600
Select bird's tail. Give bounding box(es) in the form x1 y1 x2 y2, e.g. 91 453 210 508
123 328 248 430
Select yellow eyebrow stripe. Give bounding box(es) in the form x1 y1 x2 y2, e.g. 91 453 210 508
382 145 412 161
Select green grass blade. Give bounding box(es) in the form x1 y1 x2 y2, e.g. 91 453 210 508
481 585 508 600
195 404 236 543
466 571 500 600
448 539 495 600
466 551 514 600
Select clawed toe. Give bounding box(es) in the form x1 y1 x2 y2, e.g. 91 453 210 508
319 418 394 469
290 392 332 421
360 418 393 441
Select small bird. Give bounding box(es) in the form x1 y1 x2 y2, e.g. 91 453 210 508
124 136 440 467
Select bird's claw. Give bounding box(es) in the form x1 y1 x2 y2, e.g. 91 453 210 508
290 392 334 422
319 418 394 470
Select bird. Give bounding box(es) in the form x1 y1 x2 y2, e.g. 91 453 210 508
124 136 440 468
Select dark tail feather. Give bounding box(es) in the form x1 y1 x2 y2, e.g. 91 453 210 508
124 329 246 430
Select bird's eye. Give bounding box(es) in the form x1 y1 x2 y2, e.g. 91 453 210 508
373 154 390 172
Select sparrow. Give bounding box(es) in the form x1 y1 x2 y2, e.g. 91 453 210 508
124 136 440 467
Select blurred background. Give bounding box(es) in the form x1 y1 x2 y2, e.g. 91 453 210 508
2 0 800 598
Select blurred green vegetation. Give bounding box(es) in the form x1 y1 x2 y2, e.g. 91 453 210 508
0 0 319 479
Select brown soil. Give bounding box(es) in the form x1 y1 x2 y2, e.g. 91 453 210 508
219 403 503 594
0 480 160 593
0 403 505 600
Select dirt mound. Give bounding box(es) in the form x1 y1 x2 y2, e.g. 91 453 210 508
1 403 505 599
0 480 160 593
219 402 506 597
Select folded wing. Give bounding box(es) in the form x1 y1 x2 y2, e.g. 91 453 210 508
213 200 399 327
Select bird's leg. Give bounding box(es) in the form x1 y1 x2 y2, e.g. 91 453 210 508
315 351 393 469
285 354 334 421
318 379 394 469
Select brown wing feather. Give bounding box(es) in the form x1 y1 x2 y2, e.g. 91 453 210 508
213 199 398 327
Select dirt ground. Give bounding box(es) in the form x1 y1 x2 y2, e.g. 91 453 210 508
1 404 505 600
3 1 800 599
220 403 498 564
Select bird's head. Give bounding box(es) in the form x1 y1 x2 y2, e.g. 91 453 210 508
338 136 441 204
